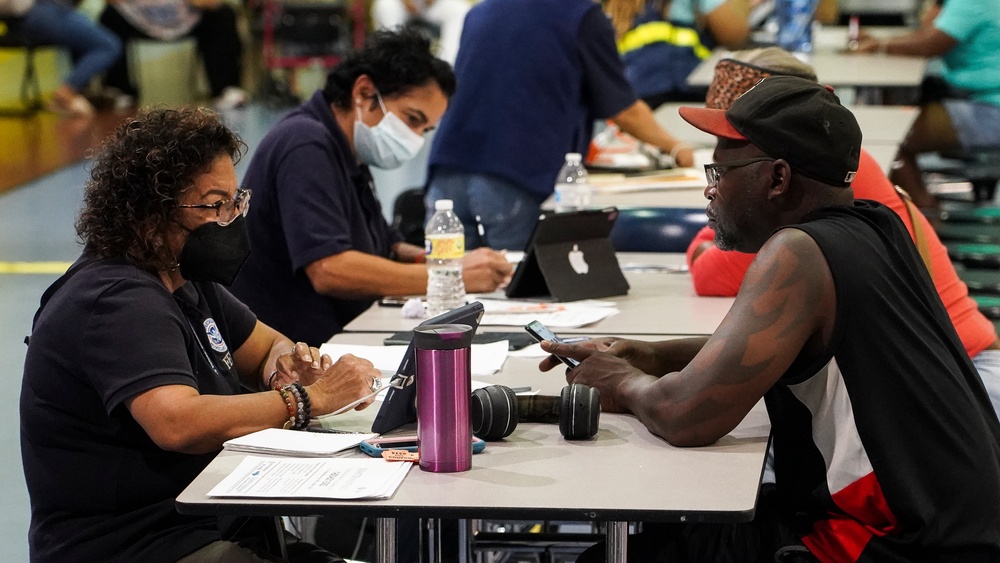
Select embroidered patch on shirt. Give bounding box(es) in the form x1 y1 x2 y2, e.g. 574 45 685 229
203 318 228 353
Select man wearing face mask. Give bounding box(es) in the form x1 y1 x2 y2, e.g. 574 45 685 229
230 27 512 346
20 107 382 562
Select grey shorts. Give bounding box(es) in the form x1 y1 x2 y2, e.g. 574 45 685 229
943 98 1000 149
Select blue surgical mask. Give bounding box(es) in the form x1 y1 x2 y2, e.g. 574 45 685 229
353 91 425 170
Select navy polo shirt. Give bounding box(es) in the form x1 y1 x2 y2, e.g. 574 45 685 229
21 254 258 562
231 91 403 345
428 0 637 197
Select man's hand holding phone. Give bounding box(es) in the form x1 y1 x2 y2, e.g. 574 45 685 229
538 338 658 415
525 320 583 369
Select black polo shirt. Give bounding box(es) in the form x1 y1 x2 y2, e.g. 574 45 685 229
231 90 403 345
20 253 257 562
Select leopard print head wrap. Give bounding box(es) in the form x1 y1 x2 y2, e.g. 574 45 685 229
705 47 819 110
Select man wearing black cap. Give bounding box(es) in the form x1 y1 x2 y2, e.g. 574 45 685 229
542 76 1000 561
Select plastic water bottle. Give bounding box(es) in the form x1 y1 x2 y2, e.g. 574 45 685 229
425 199 466 317
776 0 817 53
553 153 592 211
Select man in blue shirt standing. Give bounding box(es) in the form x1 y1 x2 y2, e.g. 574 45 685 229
426 0 698 251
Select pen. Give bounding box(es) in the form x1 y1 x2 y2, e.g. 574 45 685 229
305 426 366 434
475 215 490 248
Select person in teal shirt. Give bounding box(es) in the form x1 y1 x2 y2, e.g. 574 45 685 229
854 0 1000 208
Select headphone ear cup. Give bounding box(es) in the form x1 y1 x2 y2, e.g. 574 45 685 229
559 384 600 440
471 385 518 441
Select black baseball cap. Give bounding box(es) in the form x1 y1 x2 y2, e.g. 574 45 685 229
679 75 862 187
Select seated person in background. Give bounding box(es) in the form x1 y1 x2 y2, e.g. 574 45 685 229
686 47 1000 416
607 0 750 108
230 27 511 346
852 0 1000 208
20 107 381 562
99 0 247 110
0 0 121 117
544 76 1000 562
371 0 468 64
427 0 697 252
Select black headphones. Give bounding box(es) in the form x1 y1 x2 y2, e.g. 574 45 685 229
470 383 600 441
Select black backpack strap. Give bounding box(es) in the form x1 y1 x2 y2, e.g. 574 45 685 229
25 256 102 345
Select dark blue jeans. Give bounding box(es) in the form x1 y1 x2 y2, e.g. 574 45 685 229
426 166 547 252
20 0 122 92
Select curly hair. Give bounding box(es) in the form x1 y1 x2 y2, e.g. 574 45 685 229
323 26 456 109
77 107 246 272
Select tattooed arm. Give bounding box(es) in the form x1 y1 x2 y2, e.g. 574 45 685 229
543 228 837 446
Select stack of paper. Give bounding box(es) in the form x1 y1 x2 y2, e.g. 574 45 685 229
208 455 411 500
223 428 376 457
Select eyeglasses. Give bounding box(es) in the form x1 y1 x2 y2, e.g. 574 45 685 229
177 188 252 226
704 157 776 187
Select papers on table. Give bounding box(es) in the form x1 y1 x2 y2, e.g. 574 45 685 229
319 340 509 376
588 168 705 193
224 428 376 457
208 455 411 500
476 298 618 328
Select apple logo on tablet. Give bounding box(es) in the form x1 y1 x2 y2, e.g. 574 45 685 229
568 244 589 275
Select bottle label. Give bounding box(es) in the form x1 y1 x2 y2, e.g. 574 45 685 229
426 235 465 260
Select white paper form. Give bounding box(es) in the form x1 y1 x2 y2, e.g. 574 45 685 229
475 299 619 328
319 340 510 376
208 455 412 500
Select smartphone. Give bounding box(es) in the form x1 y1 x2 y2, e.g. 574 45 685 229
524 320 580 368
378 296 410 307
359 435 486 457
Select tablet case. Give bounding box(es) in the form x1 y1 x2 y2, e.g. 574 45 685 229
370 301 485 434
505 208 630 301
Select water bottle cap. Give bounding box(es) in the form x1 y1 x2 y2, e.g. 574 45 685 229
434 199 454 211
565 153 582 162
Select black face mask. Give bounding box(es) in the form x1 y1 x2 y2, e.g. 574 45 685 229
178 215 251 286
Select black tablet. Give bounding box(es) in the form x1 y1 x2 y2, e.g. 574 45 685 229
370 301 485 434
505 207 629 301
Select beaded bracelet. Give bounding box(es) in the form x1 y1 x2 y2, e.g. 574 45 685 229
285 384 305 429
277 388 296 430
283 382 312 430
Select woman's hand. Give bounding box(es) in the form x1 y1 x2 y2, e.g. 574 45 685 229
306 354 382 414
271 342 333 388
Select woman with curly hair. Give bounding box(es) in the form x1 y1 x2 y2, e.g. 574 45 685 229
21 107 381 563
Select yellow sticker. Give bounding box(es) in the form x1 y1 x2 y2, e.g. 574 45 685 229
426 235 465 260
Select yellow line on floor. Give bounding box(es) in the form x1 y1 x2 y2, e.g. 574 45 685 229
0 261 71 275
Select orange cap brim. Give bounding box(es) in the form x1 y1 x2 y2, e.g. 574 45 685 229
678 106 747 140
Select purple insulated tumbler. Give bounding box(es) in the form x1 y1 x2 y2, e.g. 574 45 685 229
414 324 474 473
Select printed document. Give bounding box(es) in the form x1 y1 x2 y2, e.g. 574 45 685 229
208 455 411 500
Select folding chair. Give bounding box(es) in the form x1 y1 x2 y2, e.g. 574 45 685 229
0 16 44 114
